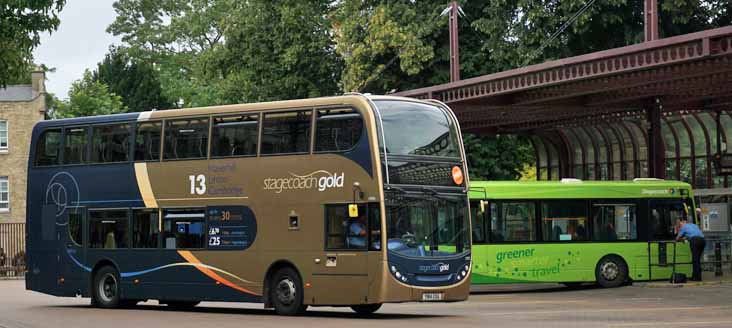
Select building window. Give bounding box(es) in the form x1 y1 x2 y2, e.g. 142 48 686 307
0 120 7 151
0 177 8 212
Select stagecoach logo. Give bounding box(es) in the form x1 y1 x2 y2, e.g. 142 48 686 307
642 188 675 195
45 172 81 217
263 170 345 194
419 262 450 273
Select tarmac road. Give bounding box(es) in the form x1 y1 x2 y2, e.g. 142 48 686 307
1 280 731 328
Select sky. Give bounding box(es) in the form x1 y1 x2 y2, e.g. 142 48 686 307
33 1 121 99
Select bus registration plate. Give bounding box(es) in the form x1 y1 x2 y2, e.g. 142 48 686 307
421 292 444 301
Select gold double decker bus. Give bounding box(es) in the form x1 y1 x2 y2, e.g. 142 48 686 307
25 94 472 315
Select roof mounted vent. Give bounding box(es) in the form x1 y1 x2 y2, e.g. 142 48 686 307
560 178 583 184
633 178 664 182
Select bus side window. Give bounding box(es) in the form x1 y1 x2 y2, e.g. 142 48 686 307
35 128 62 166
261 110 312 155
91 124 131 163
469 200 486 243
164 118 209 160
134 122 162 161
133 209 159 248
592 204 637 241
89 210 129 249
324 204 369 250
63 127 89 165
649 201 687 241
211 114 258 158
314 108 362 152
162 209 205 249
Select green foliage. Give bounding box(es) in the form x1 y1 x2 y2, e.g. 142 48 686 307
94 47 174 111
53 70 127 119
0 0 65 87
463 133 534 180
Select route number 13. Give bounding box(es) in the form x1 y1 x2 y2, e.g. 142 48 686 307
189 174 206 195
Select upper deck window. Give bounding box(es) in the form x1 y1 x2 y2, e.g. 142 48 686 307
261 110 312 155
373 100 459 158
134 121 162 161
91 124 131 163
164 118 209 160
211 114 258 158
63 127 89 165
315 108 362 152
35 129 62 166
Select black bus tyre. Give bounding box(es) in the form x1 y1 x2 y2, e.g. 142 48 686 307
270 267 307 316
351 303 382 315
92 266 122 308
595 255 628 288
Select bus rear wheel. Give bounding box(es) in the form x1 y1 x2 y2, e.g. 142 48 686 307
92 266 122 308
270 267 307 316
351 303 382 315
595 255 628 288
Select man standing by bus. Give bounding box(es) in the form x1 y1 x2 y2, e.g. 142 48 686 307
676 218 706 281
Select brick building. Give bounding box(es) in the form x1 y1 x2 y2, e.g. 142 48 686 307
0 70 46 223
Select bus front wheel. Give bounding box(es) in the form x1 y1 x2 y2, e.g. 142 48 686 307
595 256 628 288
270 267 307 316
92 266 122 308
351 303 382 315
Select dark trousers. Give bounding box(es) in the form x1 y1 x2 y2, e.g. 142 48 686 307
689 237 706 281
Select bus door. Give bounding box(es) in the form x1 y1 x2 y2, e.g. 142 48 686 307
60 209 87 285
647 200 689 280
311 203 374 305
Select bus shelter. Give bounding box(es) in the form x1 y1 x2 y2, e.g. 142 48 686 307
396 26 732 238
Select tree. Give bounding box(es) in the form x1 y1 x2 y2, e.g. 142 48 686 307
94 47 174 112
0 0 65 87
463 133 534 180
212 0 341 104
53 70 127 119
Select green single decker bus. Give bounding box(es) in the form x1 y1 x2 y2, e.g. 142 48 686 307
468 179 696 288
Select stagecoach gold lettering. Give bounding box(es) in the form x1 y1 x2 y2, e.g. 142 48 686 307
263 171 345 193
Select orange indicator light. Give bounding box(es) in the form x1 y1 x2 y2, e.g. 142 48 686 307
305 283 311 288
452 166 464 185
133 279 140 285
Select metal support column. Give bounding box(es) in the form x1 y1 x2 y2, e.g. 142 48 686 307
647 98 665 178
644 0 659 42
449 1 460 82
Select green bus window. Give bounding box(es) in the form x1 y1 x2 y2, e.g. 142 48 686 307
490 202 536 242
650 201 688 241
162 209 205 249
89 210 129 249
164 118 209 160
91 124 131 163
592 204 637 241
68 212 83 246
211 114 258 158
134 121 162 161
260 110 312 155
541 201 588 242
35 129 62 166
133 209 159 248
315 108 362 152
63 127 88 165
325 204 369 250
470 201 486 243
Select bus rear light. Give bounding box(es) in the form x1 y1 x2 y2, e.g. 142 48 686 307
215 281 221 285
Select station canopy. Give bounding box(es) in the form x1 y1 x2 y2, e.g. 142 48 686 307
396 26 732 191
